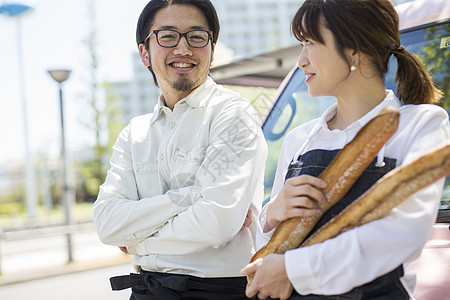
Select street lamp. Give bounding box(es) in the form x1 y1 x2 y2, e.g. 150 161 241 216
0 3 37 222
0 3 33 16
48 69 73 263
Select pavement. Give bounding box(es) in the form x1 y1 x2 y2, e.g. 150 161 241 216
0 262 135 300
0 252 132 287
0 223 133 287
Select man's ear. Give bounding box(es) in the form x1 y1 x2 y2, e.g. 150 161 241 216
210 43 215 67
139 44 150 67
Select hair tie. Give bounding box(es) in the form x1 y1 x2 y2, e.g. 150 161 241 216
391 45 405 55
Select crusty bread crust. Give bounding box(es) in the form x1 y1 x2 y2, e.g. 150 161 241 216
250 106 400 264
302 142 450 247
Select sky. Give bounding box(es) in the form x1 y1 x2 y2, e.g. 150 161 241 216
0 0 150 166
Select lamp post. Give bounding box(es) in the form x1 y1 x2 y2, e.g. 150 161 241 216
48 69 73 263
0 3 37 222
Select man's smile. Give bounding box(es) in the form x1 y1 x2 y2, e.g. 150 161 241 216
171 62 195 68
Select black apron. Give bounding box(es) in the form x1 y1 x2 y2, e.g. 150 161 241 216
281 149 409 300
110 270 251 300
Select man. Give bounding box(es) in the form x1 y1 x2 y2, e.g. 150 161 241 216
93 0 267 299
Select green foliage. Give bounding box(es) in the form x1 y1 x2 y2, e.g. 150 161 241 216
0 202 95 229
417 24 450 110
74 0 125 201
0 202 25 215
75 81 124 199
0 164 26 215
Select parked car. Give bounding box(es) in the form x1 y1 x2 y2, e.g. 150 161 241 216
258 0 449 299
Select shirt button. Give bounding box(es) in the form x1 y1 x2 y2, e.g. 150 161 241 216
170 122 175 128
159 153 164 161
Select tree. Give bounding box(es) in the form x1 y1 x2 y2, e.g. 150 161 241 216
417 24 450 111
75 0 123 201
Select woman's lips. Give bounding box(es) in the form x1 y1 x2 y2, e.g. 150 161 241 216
305 72 315 83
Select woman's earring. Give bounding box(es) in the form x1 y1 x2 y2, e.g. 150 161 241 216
350 65 356 71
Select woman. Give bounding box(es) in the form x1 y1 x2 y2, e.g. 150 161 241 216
241 0 449 299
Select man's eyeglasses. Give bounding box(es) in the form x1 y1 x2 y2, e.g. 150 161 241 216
145 29 213 48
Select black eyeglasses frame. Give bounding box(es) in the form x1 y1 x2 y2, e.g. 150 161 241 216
144 29 213 48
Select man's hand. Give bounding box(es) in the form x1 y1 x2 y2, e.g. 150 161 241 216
239 208 253 232
241 254 293 300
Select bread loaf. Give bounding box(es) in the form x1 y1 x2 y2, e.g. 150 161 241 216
250 106 400 264
302 142 450 247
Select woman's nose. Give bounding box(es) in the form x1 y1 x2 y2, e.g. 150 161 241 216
297 48 309 69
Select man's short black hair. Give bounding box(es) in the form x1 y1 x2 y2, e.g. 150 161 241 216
136 0 220 47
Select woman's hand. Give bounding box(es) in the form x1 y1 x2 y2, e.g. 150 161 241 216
265 175 327 232
241 254 293 300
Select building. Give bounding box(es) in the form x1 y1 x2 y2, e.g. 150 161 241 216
110 53 160 124
212 0 300 58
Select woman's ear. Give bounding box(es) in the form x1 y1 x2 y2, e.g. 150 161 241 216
139 44 150 67
350 50 360 68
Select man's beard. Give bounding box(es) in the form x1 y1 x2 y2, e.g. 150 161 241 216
171 75 195 92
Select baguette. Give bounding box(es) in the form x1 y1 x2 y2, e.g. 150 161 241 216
302 142 450 247
250 106 400 265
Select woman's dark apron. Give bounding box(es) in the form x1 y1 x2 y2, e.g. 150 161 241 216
110 270 250 300
282 149 409 300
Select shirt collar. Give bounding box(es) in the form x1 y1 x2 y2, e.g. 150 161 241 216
150 94 167 124
149 77 216 124
357 89 401 128
319 90 401 131
183 76 216 109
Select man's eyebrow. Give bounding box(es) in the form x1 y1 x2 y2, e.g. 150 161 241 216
157 25 209 30
158 25 176 30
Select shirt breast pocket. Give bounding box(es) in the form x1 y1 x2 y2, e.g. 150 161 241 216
133 161 159 198
171 147 206 188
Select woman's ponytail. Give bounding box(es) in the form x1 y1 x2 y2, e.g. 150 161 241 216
393 46 442 104
292 0 443 105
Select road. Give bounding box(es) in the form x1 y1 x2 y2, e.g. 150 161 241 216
0 263 134 300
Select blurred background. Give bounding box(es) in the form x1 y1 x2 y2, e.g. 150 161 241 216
0 0 416 298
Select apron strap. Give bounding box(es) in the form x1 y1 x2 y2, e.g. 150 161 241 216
110 271 249 299
110 273 188 300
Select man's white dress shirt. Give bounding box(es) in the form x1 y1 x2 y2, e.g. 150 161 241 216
94 77 268 277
